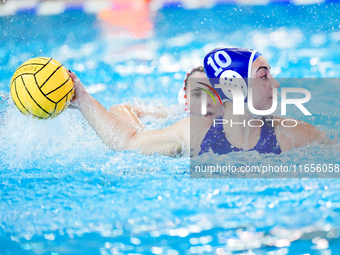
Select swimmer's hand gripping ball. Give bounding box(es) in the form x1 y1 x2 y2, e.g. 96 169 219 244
10 57 74 119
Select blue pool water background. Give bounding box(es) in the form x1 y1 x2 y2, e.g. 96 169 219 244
1 2 340 254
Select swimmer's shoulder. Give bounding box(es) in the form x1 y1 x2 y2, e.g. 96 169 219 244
273 116 322 151
161 116 212 156
173 116 212 128
173 116 212 137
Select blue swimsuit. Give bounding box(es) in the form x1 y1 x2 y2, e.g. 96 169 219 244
199 116 282 155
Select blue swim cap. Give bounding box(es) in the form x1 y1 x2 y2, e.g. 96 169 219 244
203 48 262 103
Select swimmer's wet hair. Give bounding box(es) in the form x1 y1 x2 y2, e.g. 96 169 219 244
183 66 205 90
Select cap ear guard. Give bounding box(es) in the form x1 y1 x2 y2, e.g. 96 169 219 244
218 70 248 102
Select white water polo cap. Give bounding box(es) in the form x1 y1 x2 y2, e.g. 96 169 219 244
178 70 191 112
203 48 262 103
178 67 205 113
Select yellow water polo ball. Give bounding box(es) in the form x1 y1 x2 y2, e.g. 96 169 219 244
10 57 74 119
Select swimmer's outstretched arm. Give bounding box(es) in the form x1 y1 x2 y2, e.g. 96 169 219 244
109 104 169 119
69 71 138 150
69 71 190 156
109 104 144 131
108 102 177 131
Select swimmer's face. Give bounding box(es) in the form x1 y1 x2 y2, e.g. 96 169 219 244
187 71 225 119
250 56 280 111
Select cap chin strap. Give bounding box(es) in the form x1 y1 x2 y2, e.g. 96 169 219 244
246 104 262 119
222 100 262 120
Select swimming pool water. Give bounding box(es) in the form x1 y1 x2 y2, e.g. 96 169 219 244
1 3 340 254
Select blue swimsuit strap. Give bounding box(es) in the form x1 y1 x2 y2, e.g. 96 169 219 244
199 116 281 155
